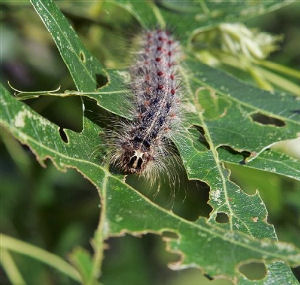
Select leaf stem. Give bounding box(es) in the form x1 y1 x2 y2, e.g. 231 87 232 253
257 60 300 79
0 234 81 282
248 67 273 91
0 249 26 285
89 173 108 284
151 3 166 28
180 66 234 230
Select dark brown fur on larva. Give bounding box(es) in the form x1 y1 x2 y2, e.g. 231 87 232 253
113 29 181 176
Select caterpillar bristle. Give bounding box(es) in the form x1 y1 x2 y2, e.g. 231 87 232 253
109 29 183 180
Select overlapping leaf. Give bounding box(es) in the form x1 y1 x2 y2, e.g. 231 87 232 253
219 148 300 182
1 0 300 284
112 0 294 43
1 83 300 283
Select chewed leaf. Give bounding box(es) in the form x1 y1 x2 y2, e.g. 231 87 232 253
219 148 300 182
2 0 299 284
184 60 300 154
1 85 300 283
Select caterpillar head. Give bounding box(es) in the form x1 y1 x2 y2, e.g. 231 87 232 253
116 139 154 174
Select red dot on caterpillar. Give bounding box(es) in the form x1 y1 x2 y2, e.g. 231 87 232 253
112 29 182 177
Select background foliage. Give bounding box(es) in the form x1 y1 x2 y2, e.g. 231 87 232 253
1 1 300 284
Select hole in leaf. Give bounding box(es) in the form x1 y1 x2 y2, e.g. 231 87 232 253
79 50 86 63
96 73 108 89
126 166 212 221
171 178 213 221
28 96 83 132
59 127 68 143
251 112 285 127
215 212 229 223
195 126 210 150
104 234 184 280
204 274 213 281
292 267 300 281
162 231 179 239
219 145 250 165
291 109 300 115
239 261 267 280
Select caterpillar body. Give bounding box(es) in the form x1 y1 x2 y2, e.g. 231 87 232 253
112 29 182 177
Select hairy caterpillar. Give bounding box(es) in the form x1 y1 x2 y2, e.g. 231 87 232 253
111 29 182 178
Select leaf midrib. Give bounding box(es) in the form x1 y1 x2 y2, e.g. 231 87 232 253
179 66 236 231
32 0 96 89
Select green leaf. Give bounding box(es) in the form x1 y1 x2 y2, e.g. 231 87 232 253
30 0 105 92
1 80 300 283
2 0 300 284
112 0 295 43
185 60 300 154
219 148 300 182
